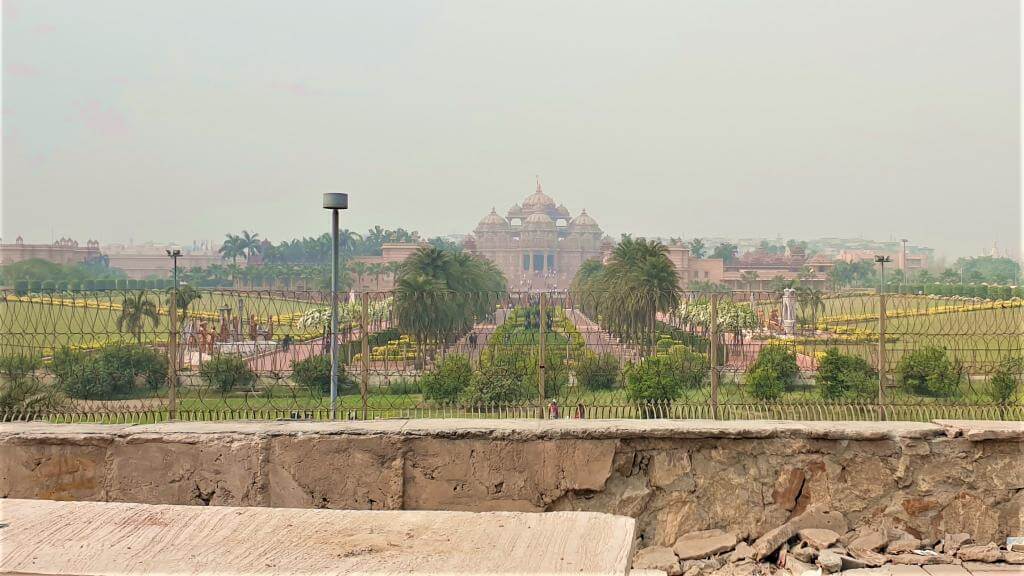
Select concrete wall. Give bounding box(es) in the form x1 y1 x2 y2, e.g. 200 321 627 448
1 419 1021 547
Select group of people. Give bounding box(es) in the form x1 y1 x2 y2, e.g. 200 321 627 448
547 400 587 419
181 314 276 355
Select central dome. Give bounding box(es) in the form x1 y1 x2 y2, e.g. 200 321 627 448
522 178 556 213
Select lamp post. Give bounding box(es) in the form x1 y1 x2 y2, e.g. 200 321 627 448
166 249 181 289
323 193 349 419
875 255 892 294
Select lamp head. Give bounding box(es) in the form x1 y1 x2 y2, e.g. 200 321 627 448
874 255 892 263
166 249 181 257
323 193 349 210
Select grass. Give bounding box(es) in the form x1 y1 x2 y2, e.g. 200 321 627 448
0 290 321 356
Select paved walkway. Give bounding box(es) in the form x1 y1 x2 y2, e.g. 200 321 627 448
832 564 1022 576
564 309 642 363
0 498 635 575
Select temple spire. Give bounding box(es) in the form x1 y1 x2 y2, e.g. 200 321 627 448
535 175 542 193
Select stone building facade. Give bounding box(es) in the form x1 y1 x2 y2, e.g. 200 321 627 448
468 181 605 290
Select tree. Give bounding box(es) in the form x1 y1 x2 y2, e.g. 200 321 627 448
795 286 824 327
710 243 738 264
349 261 369 289
575 237 681 351
237 230 262 261
688 238 706 259
739 270 759 290
368 262 386 290
168 285 202 326
218 234 243 264
116 291 161 344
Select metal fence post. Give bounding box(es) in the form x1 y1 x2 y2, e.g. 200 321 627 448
709 292 719 419
167 287 178 421
538 291 547 418
361 292 370 421
877 291 887 420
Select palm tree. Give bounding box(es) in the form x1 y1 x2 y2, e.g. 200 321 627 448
168 285 202 326
595 237 681 351
795 286 825 328
368 262 385 290
739 270 759 291
238 230 262 261
349 261 369 290
117 290 161 344
218 235 243 264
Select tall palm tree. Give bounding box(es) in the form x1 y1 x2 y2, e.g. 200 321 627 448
117 290 161 344
596 237 681 350
368 262 385 290
237 230 262 261
218 235 243 264
348 261 369 290
168 285 202 326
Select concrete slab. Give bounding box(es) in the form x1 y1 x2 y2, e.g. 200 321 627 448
962 564 1024 573
932 420 1024 441
923 565 973 576
0 499 636 575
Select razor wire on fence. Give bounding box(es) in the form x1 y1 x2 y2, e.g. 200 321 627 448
0 287 1021 422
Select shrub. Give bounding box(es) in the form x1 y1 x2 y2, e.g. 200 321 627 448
895 347 961 398
746 343 799 400
199 354 256 393
462 364 536 405
14 280 28 296
51 343 168 399
625 356 684 403
816 347 876 400
0 377 66 414
51 348 111 400
662 345 709 389
291 354 354 394
28 280 42 293
41 280 55 293
575 352 621 391
988 357 1022 405
421 354 473 404
0 353 42 384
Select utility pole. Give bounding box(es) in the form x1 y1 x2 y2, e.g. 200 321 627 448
874 255 891 420
165 249 181 421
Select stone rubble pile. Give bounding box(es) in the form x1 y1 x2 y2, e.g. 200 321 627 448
631 506 1024 576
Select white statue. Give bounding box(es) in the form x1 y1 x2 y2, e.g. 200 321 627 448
781 288 797 336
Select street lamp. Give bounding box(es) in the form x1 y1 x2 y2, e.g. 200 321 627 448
875 255 892 294
165 249 182 289
900 239 908 285
323 192 349 420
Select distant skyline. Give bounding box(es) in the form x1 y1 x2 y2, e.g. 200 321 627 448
2 0 1021 259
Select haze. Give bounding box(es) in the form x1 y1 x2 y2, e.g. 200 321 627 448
2 0 1020 258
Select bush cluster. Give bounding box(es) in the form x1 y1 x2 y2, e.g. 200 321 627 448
894 346 962 398
746 343 799 400
290 354 355 395
420 354 473 404
624 345 709 403
199 354 256 393
988 357 1022 405
815 348 876 400
52 343 168 400
574 352 621 391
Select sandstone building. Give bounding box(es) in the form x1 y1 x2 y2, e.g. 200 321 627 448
467 180 605 290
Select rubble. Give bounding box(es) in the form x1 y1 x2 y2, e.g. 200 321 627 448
673 530 738 560
633 516 1023 576
957 543 1002 563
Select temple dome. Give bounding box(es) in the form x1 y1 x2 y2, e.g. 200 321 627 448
523 212 556 230
570 210 599 229
476 208 509 230
522 178 556 213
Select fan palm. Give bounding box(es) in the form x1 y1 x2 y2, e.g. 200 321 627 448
117 290 161 344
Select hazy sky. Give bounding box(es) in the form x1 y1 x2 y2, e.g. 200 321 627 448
2 0 1020 259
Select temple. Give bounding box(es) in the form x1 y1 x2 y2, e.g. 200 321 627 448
467 179 605 290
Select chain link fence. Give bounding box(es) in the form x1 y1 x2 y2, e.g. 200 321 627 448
1 287 1021 422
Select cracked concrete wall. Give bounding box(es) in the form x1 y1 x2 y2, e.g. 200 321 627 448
1 420 1020 546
